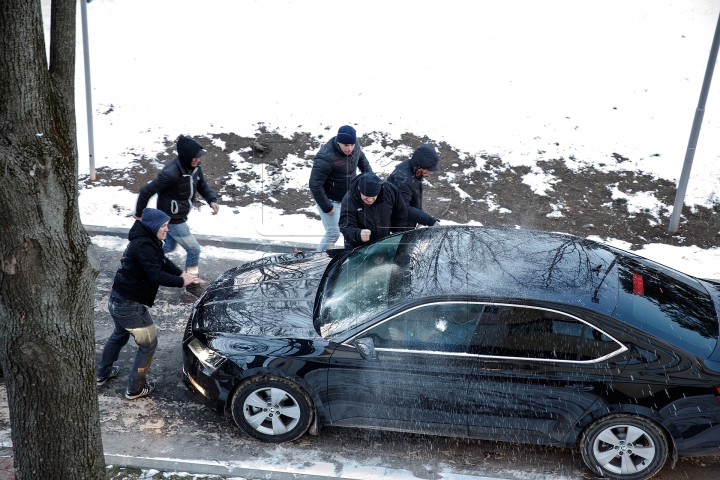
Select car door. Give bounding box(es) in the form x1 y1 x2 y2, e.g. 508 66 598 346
326 302 484 436
466 304 627 444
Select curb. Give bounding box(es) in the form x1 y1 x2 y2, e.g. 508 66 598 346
105 454 340 480
0 450 509 480
103 454 511 480
84 225 318 254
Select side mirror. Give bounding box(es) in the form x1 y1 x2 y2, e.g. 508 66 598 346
355 336 378 360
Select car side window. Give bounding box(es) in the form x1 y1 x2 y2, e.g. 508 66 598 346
363 303 485 353
471 306 620 361
579 322 622 361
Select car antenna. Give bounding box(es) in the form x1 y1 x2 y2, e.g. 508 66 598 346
591 259 617 304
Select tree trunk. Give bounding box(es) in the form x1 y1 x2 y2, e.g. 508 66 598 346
0 1 106 478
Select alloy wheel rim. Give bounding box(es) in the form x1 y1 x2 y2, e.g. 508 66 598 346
592 424 656 475
243 387 301 435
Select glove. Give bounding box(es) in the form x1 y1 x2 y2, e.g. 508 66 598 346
428 217 440 226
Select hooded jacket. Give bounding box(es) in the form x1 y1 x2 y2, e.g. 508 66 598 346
309 136 373 213
135 137 217 223
387 144 439 228
111 221 184 306
339 175 408 249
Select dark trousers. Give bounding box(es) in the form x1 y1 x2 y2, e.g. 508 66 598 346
97 297 158 394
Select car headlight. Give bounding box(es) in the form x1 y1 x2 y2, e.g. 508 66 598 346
188 337 227 375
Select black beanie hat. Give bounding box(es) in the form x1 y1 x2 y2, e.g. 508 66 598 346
176 135 206 169
141 208 171 236
358 173 383 197
336 125 357 145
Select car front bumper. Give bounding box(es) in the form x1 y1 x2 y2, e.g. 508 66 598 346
182 347 229 414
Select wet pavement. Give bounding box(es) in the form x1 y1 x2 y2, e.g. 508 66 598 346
0 456 14 480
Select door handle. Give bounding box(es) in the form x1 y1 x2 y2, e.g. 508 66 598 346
565 384 594 392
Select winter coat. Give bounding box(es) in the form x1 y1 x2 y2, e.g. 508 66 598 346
309 136 373 213
111 221 184 307
387 146 439 228
135 157 217 224
339 175 409 250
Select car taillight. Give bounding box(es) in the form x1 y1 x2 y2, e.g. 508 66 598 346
715 386 720 406
632 272 645 296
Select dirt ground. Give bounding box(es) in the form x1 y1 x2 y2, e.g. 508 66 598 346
81 130 720 253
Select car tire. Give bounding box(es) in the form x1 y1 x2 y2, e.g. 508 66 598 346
230 376 313 443
580 414 668 480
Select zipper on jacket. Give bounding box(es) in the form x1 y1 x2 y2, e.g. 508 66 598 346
185 172 194 203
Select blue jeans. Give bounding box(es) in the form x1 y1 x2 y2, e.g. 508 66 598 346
163 221 201 270
98 297 158 394
316 201 341 251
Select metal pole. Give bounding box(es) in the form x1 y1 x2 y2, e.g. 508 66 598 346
79 0 96 181
668 9 720 232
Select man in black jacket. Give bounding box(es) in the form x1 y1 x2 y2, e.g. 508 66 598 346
135 135 218 297
96 208 197 400
387 144 441 228
340 173 408 250
309 125 373 251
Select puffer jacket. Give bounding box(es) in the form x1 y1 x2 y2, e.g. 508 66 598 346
111 221 184 306
339 175 408 249
309 136 373 213
136 136 217 223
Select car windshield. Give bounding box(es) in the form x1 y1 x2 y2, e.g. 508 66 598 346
316 234 413 339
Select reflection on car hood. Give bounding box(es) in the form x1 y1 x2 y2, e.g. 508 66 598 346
193 251 332 339
205 331 327 361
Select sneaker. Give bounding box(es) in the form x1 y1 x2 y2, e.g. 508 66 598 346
96 366 120 386
185 282 205 298
125 381 155 400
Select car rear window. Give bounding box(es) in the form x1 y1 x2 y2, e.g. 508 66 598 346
612 257 719 358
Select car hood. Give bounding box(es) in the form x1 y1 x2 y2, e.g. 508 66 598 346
192 251 333 339
204 331 326 361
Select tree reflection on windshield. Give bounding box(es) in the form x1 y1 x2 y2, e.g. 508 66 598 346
317 235 408 339
316 226 621 339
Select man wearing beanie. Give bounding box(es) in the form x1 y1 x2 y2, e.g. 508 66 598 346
339 172 408 249
135 134 219 297
97 208 198 400
387 144 441 228
309 125 373 251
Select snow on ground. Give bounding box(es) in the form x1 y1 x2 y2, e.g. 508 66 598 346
42 0 720 278
90 234 269 264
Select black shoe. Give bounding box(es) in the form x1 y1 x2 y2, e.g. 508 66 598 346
96 366 120 386
185 283 205 298
125 381 155 400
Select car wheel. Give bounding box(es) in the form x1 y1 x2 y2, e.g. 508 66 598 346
580 414 668 480
230 376 313 443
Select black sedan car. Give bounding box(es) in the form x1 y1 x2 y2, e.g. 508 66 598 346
182 225 720 479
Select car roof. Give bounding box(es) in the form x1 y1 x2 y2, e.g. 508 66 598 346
402 226 620 316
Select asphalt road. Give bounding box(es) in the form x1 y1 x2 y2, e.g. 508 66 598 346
1 234 719 480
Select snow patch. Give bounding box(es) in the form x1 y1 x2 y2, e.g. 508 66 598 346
522 168 561 196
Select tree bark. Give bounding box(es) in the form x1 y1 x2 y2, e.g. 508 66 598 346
0 0 106 478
